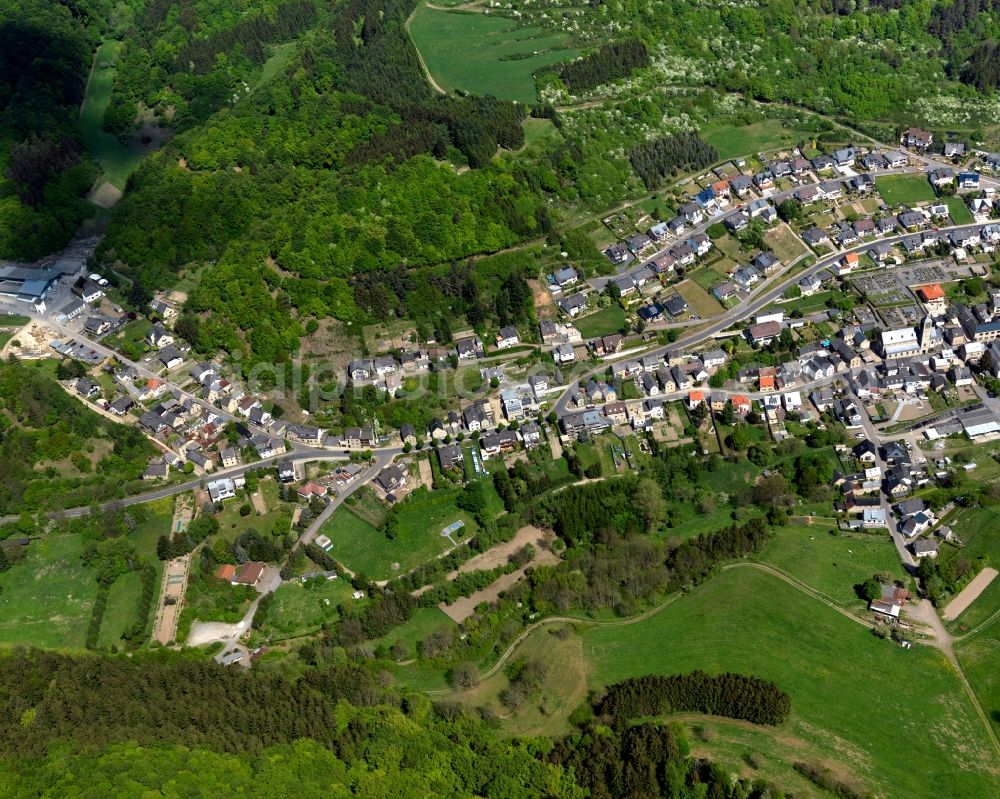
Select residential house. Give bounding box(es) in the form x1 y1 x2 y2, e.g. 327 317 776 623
928 167 954 187
748 320 782 347
558 293 587 317
958 172 981 190
374 463 409 495
605 244 630 264
496 326 519 349
438 444 463 470
901 128 932 149
554 342 576 363
944 142 967 158
158 346 184 370
455 336 484 359
348 359 372 381
713 281 738 301
146 324 174 348
802 227 830 247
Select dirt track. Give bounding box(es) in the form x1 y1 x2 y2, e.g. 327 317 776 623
944 567 999 621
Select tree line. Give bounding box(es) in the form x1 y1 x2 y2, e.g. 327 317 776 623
549 721 789 799
597 671 792 727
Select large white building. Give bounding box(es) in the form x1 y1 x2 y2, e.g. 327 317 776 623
880 327 920 360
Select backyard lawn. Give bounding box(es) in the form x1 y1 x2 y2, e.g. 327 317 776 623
321 486 481 580
258 577 357 641
944 195 974 224
675 279 724 317
764 224 808 262
573 304 627 338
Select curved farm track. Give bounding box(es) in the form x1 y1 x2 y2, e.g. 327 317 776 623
422 561 1000 761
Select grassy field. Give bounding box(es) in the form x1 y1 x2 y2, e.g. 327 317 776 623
368 607 456 660
581 568 999 799
764 224 808 263
875 174 935 206
0 314 30 326
521 117 560 148
757 523 909 604
956 622 1000 739
408 6 577 103
256 42 296 89
573 304 627 338
675 279 724 317
948 576 1000 635
945 195 974 224
80 39 146 190
0 535 98 649
702 120 807 161
258 577 357 641
321 486 480 580
98 570 143 649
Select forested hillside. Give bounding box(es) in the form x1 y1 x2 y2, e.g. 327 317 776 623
98 0 550 371
0 0 110 259
0 361 156 514
0 648 791 798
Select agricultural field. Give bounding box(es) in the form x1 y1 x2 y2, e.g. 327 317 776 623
573 303 627 338
875 174 935 206
407 6 577 103
320 486 483 580
581 568 998 799
0 534 99 649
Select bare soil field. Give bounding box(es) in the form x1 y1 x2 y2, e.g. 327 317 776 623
440 545 560 623
944 567 999 621
448 525 549 577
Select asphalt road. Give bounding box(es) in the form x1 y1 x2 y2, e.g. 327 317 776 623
0 446 404 527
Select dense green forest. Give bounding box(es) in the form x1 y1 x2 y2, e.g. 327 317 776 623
0 648 792 798
0 361 156 515
0 0 111 259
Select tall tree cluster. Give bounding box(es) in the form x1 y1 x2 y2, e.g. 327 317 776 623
557 38 650 93
629 132 719 190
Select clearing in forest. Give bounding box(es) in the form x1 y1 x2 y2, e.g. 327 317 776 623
408 5 577 103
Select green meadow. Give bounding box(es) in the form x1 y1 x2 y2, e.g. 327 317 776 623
80 39 146 190
408 6 578 103
582 568 999 799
